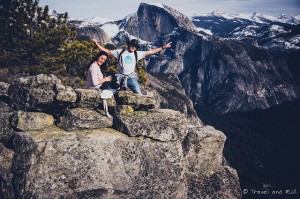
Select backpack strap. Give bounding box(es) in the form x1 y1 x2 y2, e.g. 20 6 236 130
134 51 138 67
118 48 139 69
118 48 126 68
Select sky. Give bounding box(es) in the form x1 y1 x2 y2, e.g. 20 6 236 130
39 0 300 20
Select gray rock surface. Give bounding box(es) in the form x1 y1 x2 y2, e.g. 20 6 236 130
0 82 10 96
8 74 61 111
183 126 242 198
0 143 14 199
55 83 78 103
116 91 158 110
75 88 102 108
58 108 113 130
9 123 241 199
75 88 116 108
187 166 242 199
183 126 226 176
11 111 54 131
0 102 15 142
0 74 241 198
12 127 187 199
114 109 188 141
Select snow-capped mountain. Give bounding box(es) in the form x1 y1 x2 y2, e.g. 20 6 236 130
76 17 112 28
190 10 300 51
68 16 121 45
68 17 113 28
69 7 300 51
192 10 300 25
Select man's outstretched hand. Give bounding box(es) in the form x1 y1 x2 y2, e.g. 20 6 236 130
163 42 172 49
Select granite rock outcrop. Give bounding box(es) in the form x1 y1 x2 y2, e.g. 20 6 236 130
0 74 241 198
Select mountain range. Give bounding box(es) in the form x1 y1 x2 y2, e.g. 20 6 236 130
68 3 300 115
191 10 300 51
70 7 300 51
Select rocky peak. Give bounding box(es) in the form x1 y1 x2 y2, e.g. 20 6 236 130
278 13 287 19
251 12 259 20
154 3 198 32
211 10 226 17
124 3 197 42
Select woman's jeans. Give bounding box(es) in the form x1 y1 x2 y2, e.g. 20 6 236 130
99 82 117 94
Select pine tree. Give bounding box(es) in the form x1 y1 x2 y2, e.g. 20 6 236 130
136 59 147 86
0 0 46 66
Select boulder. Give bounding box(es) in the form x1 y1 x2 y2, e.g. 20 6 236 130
57 108 113 130
116 91 158 110
12 127 187 199
55 83 78 103
8 74 61 111
183 126 242 198
12 111 54 131
113 109 188 141
0 82 10 96
11 111 54 131
183 125 226 176
0 102 15 143
75 88 116 108
187 166 242 199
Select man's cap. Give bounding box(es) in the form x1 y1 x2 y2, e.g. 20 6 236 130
127 39 140 48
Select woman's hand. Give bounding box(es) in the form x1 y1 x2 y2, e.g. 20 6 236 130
98 76 111 85
104 76 112 82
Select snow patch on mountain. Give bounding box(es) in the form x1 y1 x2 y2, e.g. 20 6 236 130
269 25 291 36
211 10 236 19
232 25 260 38
78 17 112 28
148 3 165 9
147 3 183 18
124 13 137 22
100 23 120 38
197 27 213 35
287 35 300 49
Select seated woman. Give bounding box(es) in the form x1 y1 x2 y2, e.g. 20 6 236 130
86 51 114 118
86 51 112 90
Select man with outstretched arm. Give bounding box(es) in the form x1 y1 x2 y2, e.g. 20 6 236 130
92 38 172 94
